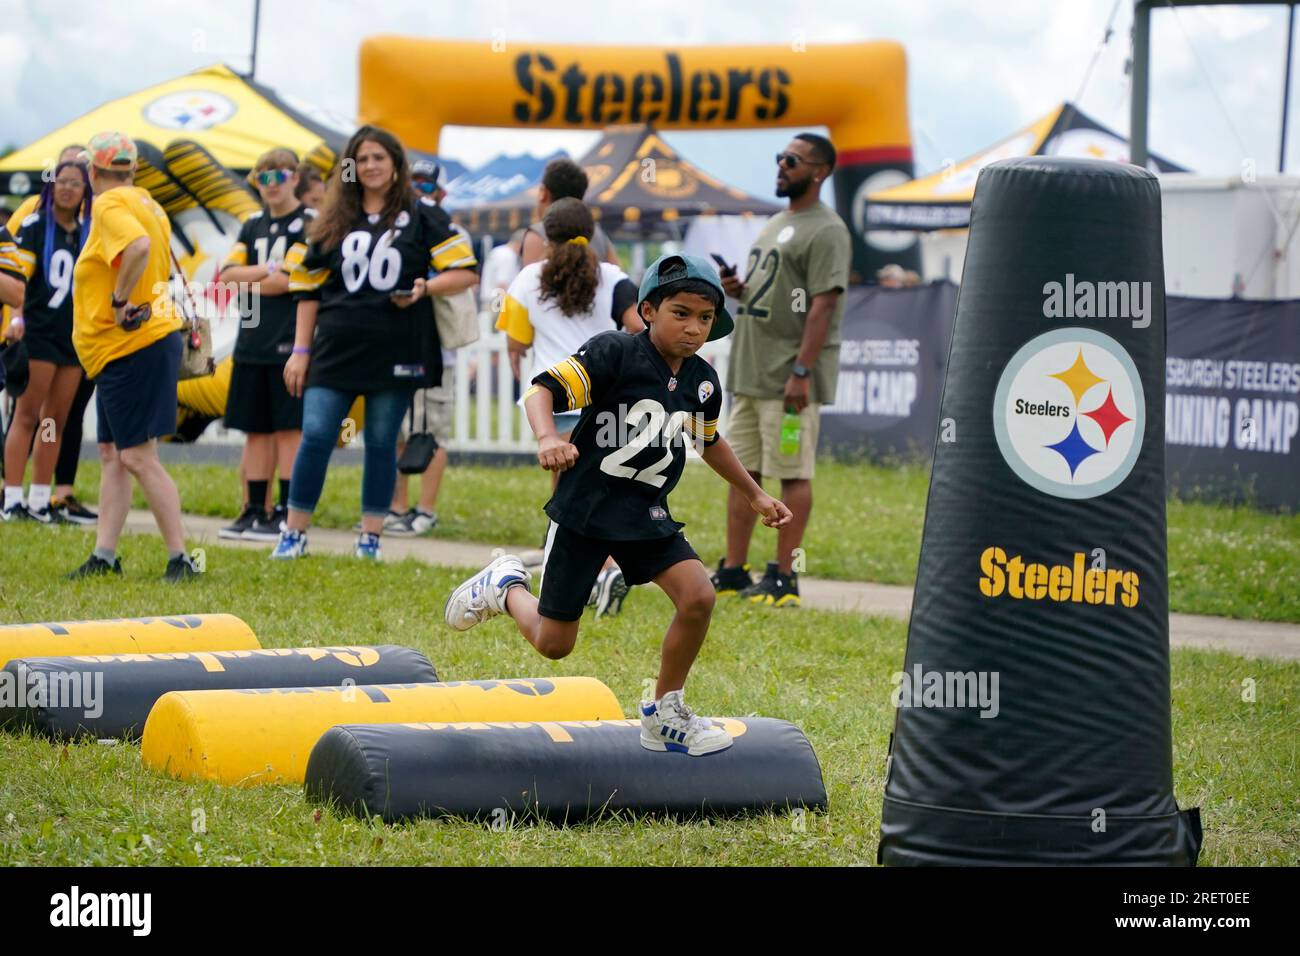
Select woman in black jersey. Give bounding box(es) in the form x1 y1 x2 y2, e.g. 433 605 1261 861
273 126 478 560
0 161 92 523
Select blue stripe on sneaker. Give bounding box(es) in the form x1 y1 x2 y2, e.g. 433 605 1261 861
665 742 688 754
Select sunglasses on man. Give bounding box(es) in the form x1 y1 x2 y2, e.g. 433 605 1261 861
413 179 440 194
776 152 826 170
253 168 294 187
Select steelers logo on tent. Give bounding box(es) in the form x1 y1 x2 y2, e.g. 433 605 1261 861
993 327 1143 500
144 91 238 131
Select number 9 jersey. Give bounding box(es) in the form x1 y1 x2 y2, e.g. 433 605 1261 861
0 212 83 366
290 197 477 392
532 329 723 541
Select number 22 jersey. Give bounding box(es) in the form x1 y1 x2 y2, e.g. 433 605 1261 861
532 329 722 541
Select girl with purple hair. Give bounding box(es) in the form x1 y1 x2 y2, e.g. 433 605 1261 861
0 160 93 523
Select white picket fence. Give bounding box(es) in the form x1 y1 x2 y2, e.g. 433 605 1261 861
53 312 733 455
449 315 733 455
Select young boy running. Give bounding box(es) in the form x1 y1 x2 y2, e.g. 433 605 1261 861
445 254 792 755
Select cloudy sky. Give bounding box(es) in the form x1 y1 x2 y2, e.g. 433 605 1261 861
1 0 1294 200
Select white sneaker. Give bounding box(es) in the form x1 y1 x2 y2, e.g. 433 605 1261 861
382 510 416 537
639 690 734 756
408 509 438 534
444 554 531 631
269 528 308 560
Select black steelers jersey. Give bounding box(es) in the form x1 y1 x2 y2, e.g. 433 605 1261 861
223 204 312 364
290 198 476 392
533 329 722 541
0 210 82 353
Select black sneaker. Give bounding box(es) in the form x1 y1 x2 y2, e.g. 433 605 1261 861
2 503 34 523
53 495 97 525
220 506 264 540
382 510 417 537
267 504 288 530
67 554 123 579
742 562 801 608
26 505 66 526
164 553 201 582
711 558 754 596
592 566 630 618
243 510 284 541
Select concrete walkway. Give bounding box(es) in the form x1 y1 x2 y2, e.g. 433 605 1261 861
124 509 1300 661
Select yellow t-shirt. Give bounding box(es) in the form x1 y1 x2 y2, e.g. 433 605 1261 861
72 185 181 379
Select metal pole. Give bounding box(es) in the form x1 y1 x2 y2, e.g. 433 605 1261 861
1130 0 1150 167
1282 3 1296 173
249 0 262 79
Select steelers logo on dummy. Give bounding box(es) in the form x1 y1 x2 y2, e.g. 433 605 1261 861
993 327 1144 500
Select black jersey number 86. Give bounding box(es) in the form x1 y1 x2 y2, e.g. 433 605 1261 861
341 229 402 293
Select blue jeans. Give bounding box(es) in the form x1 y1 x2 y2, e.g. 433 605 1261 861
287 386 411 520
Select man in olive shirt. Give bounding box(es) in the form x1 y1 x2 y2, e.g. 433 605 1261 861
717 133 851 608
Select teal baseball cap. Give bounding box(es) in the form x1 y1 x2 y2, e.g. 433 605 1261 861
638 253 735 342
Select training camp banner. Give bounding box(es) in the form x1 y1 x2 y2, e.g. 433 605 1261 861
819 285 1299 510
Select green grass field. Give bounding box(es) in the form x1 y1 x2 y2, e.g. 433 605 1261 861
71 456 1300 622
0 522 1296 866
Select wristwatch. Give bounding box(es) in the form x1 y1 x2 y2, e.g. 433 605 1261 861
791 362 811 378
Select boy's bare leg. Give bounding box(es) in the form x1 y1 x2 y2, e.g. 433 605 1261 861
504 586 580 660
650 558 716 698
390 443 409 513
418 446 448 512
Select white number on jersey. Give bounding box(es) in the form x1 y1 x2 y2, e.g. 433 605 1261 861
46 249 74 310
339 229 403 293
598 399 689 488
252 235 288 266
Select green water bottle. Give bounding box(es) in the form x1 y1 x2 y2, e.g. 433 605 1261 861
780 408 801 456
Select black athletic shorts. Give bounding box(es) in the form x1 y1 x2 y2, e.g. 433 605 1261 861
23 329 79 366
538 521 700 622
95 332 182 450
225 360 304 434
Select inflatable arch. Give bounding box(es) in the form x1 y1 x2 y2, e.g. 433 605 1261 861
359 38 920 278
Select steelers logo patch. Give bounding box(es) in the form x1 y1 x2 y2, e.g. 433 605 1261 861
993 328 1144 500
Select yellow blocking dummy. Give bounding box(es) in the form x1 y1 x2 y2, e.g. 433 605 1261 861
141 676 622 786
0 614 259 670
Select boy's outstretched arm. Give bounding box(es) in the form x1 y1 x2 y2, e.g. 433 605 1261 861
700 436 792 528
523 384 579 472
